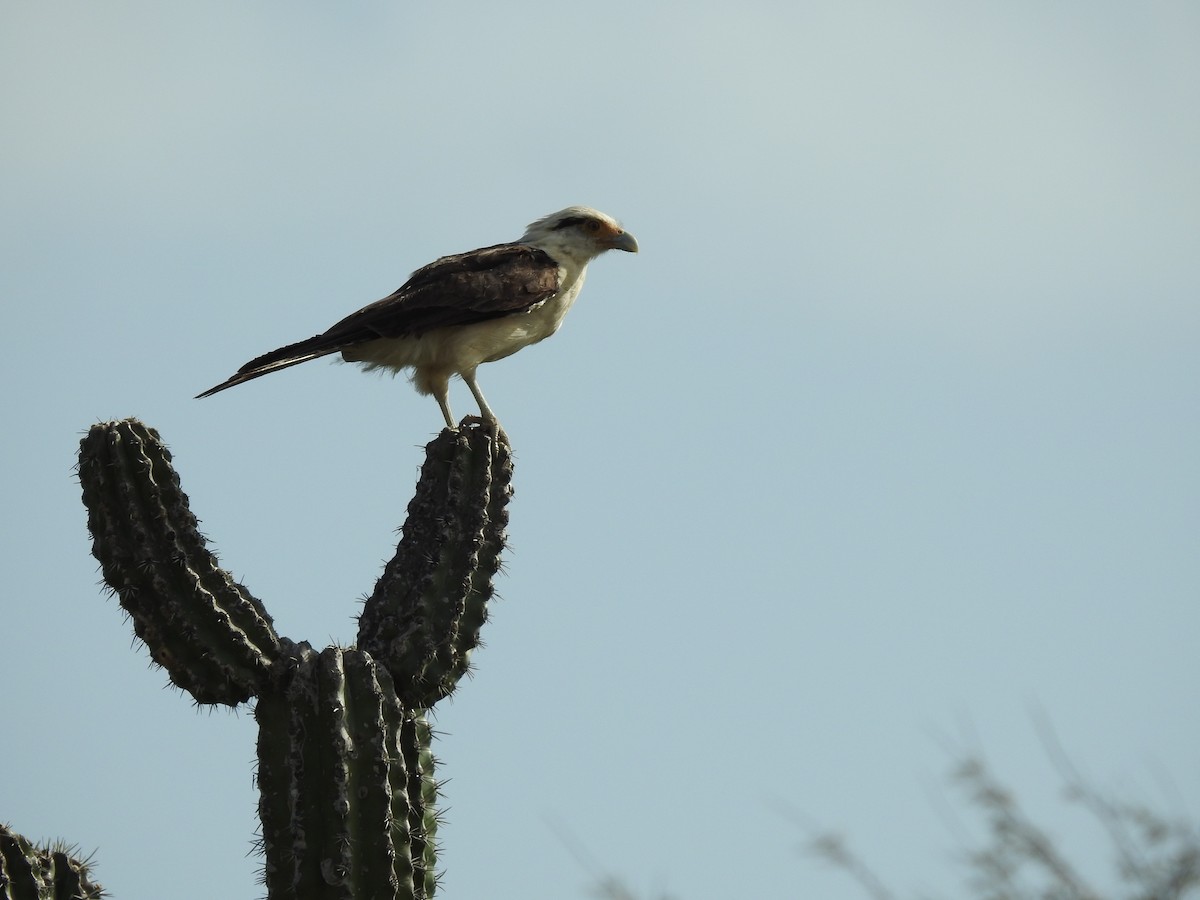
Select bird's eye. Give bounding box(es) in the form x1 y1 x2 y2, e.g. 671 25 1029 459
584 220 602 234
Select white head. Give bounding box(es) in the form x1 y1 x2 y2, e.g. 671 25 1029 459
519 206 638 267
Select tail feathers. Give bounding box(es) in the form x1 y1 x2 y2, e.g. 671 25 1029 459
196 338 343 399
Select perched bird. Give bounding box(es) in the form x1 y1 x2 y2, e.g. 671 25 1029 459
197 206 637 429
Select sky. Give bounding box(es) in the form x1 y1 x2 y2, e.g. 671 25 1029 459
2 2 1198 898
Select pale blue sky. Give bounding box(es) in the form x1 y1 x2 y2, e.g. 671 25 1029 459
3 3 1198 898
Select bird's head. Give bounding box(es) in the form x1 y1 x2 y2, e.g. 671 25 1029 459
519 206 638 266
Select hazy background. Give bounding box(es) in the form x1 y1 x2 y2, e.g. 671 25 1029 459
3 3 1197 898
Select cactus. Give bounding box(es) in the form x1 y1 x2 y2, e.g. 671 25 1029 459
72 417 513 899
0 823 106 899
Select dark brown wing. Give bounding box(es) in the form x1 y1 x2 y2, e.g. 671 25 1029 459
197 243 561 398
319 243 561 342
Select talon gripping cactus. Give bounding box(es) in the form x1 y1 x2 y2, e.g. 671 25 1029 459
71 418 513 899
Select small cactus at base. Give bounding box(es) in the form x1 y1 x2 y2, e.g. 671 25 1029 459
72 418 514 898
0 824 105 899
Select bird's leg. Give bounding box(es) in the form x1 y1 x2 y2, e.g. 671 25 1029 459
461 369 499 424
433 385 457 431
414 368 458 430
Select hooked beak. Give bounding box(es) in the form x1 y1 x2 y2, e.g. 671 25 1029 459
608 229 639 253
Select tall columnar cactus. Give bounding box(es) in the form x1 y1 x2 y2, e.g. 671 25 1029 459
74 418 513 899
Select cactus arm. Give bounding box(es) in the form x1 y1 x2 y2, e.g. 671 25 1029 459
357 423 513 707
77 419 280 705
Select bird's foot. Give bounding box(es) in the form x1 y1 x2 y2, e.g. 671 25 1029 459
457 415 506 441
459 414 497 428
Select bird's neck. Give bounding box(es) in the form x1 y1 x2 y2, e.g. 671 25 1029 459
524 234 600 276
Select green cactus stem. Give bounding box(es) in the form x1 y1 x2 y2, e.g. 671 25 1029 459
255 643 439 900
357 424 513 707
78 420 281 705
0 824 106 899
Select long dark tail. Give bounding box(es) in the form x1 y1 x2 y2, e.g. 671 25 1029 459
195 337 343 398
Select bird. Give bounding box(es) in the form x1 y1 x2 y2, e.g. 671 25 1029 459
197 206 638 429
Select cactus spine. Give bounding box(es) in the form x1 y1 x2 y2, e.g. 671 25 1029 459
73 418 513 899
